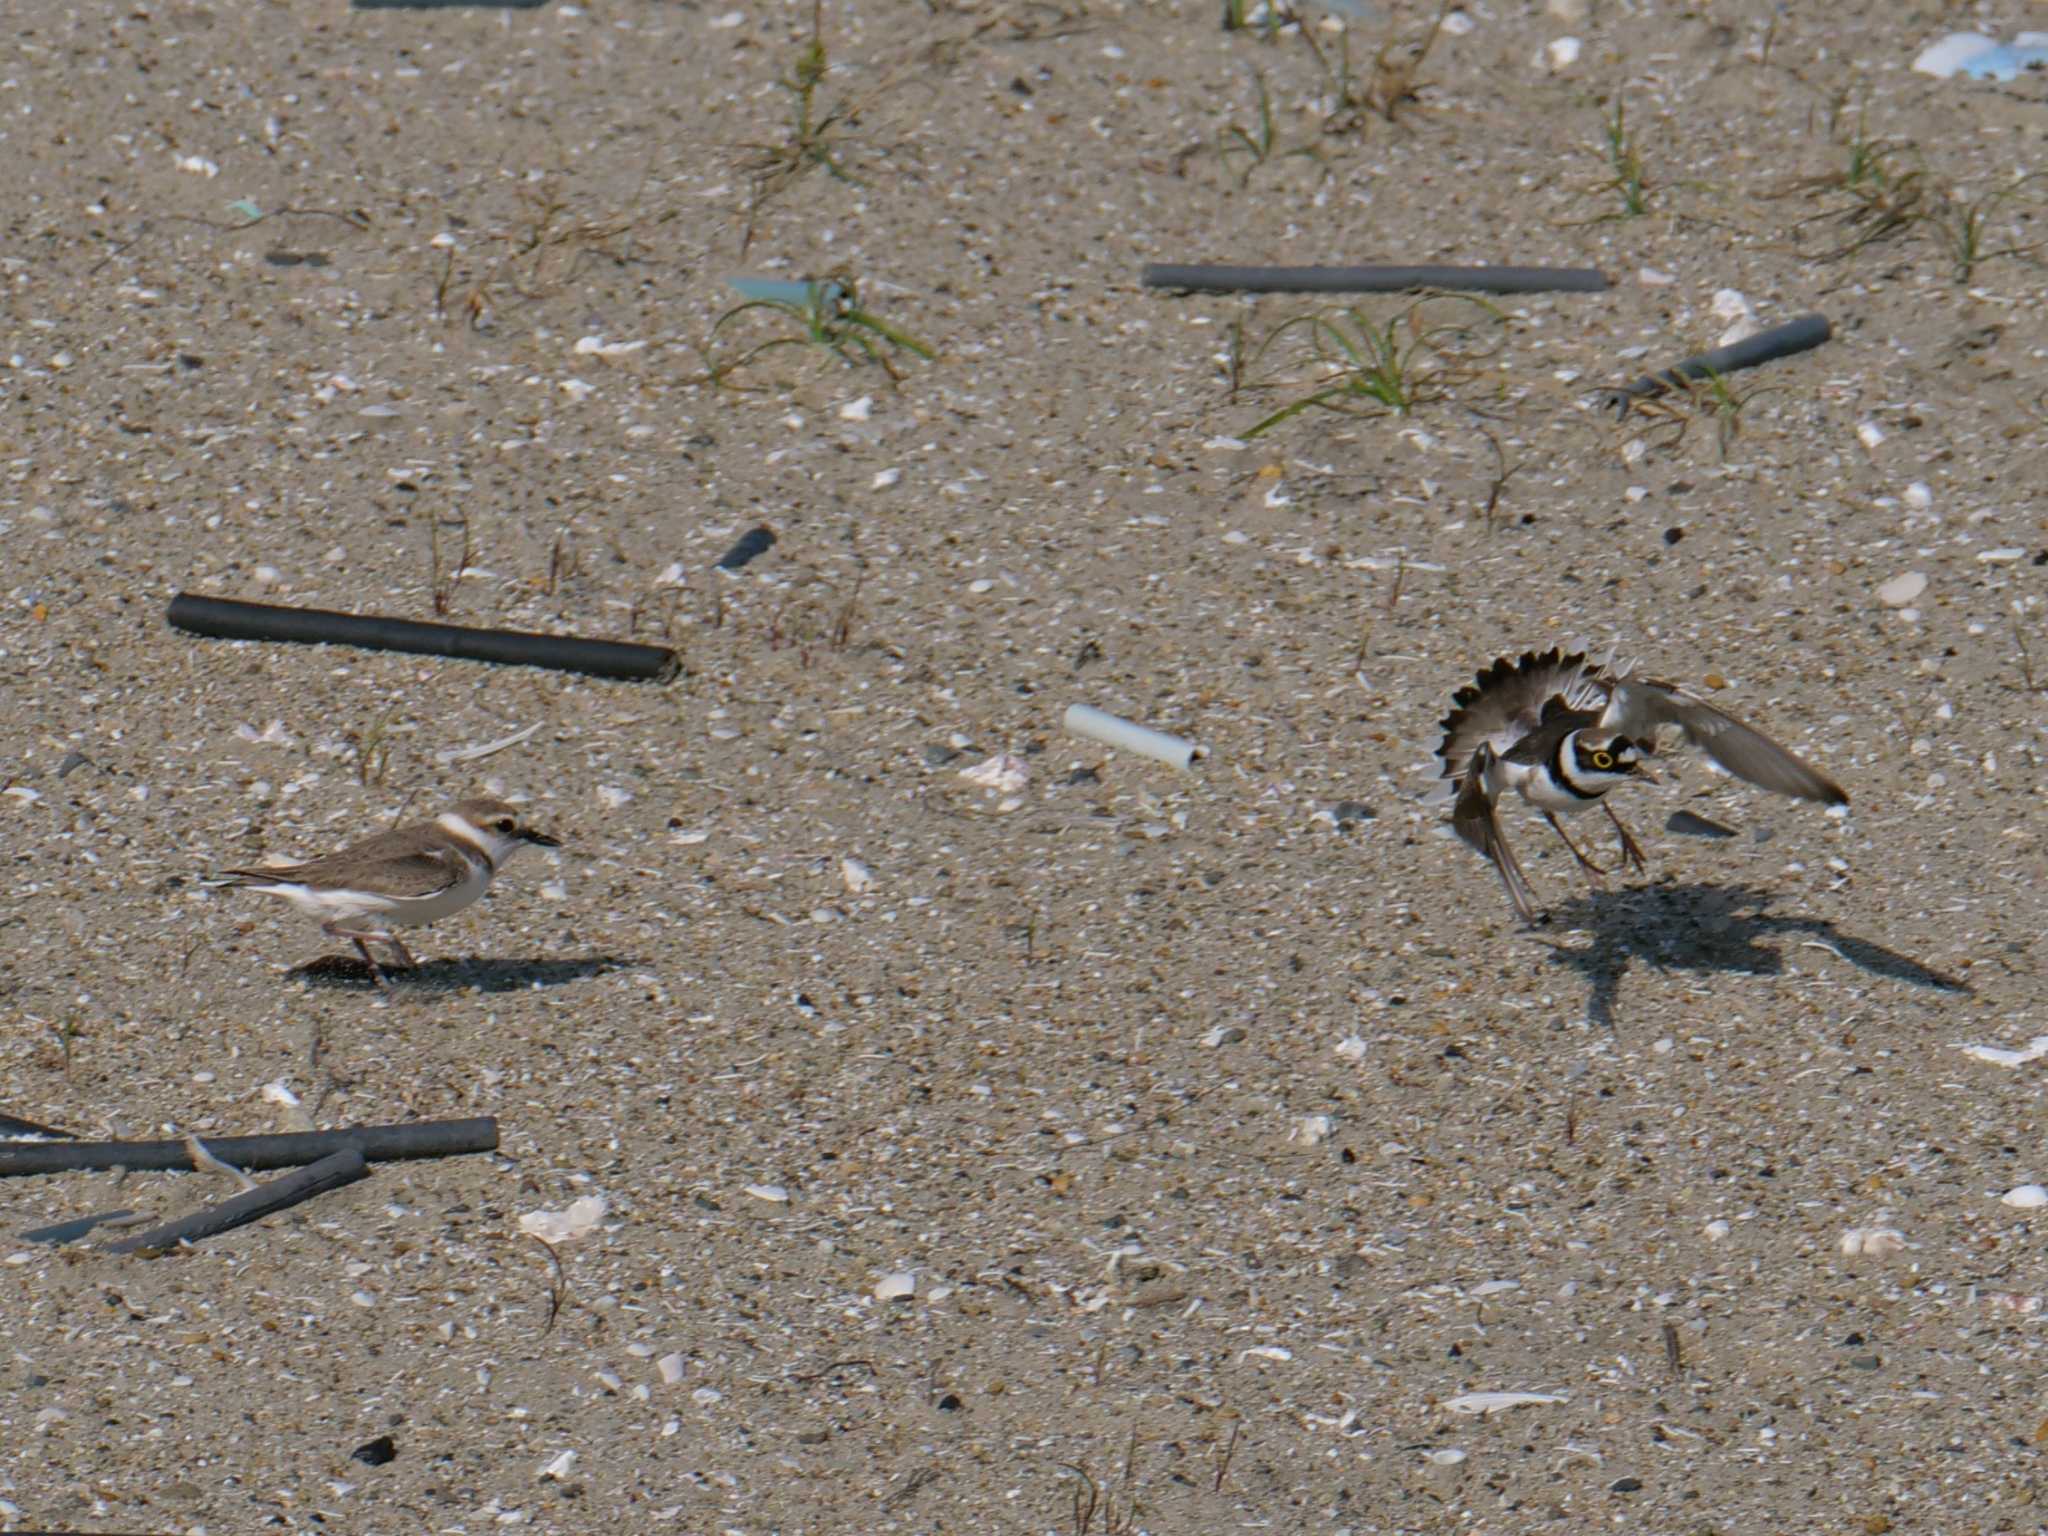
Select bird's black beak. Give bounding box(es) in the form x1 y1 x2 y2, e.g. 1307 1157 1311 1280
522 828 563 849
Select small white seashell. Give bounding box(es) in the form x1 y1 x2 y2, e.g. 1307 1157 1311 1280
968 578 995 594
1903 482 1933 510
539 1450 578 1481
1703 1219 1731 1240
2002 1184 2048 1209
1856 420 1886 450
1444 1392 1566 1415
1293 1115 1335 1145
709 8 744 25
1335 1037 1369 1062
4 786 42 806
1470 1280 1519 1298
262 1081 302 1108
670 828 711 846
1637 267 1675 286
871 467 902 489
1425 1448 1469 1467
1238 1347 1292 1363
559 378 596 402
657 1353 687 1385
958 753 1030 793
175 154 220 178
838 395 873 421
1839 1227 1905 1257
1875 572 1926 608
596 785 634 810
429 231 460 250
1978 548 2025 564
692 1387 722 1406
874 1271 917 1301
573 336 646 358
1956 1037 2048 1067
253 564 282 588
1543 36 1581 70
743 1183 790 1203
518 1196 608 1244
840 857 876 894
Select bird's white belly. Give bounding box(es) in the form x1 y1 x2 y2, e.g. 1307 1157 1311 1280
255 863 491 929
1490 757 1599 816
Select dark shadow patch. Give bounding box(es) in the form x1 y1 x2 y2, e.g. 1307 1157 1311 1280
292 954 638 993
1538 882 1967 1027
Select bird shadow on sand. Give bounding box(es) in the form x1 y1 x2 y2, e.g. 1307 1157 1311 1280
291 954 639 994
1536 881 1967 1028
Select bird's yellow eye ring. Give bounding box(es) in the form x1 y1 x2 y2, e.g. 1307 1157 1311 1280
1590 751 1614 770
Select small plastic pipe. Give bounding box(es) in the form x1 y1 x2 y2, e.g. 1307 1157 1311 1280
1142 264 1610 295
0 1117 499 1179
167 594 680 684
1064 704 1198 770
109 1148 370 1253
1604 313 1832 411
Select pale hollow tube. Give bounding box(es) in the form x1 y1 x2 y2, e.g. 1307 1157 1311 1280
1063 704 1198 769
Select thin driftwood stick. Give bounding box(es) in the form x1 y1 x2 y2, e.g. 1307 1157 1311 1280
1142 263 1610 295
0 1116 498 1179
0 1110 75 1139
1603 313 1832 411
109 1148 370 1254
166 593 680 683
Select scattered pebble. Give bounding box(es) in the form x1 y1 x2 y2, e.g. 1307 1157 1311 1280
743 1183 790 1203
539 1450 578 1481
1839 1227 1905 1257
1542 36 1581 70
657 1353 687 1386
1875 572 1926 608
874 1271 917 1301
2001 1185 2048 1209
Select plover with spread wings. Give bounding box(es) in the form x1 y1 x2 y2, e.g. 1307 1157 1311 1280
1433 648 1846 924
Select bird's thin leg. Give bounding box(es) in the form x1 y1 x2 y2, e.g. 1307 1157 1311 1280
324 923 396 988
378 932 419 969
1543 813 1607 878
1604 803 1648 872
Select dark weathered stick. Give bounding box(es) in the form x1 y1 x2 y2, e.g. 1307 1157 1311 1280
0 1110 74 1139
109 1148 369 1253
22 1209 140 1245
167 593 680 684
0 1117 498 1179
1603 313 1833 410
1142 264 1610 295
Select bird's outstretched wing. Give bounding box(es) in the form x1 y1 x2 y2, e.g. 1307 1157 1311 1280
1451 746 1543 924
1603 680 1847 805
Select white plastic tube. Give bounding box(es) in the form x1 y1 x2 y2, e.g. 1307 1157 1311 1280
1062 704 1198 770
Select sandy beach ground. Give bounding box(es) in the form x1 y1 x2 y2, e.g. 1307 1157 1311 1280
2 0 2047 1531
